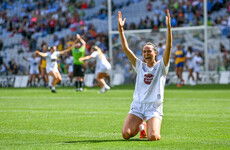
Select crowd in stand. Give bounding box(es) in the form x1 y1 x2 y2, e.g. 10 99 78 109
122 0 230 31
0 0 230 85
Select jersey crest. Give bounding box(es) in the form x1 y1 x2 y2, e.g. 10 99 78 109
144 74 154 84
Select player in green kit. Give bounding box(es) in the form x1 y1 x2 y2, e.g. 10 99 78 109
72 34 86 91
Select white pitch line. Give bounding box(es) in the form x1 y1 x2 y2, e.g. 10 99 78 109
0 110 125 115
0 96 130 100
0 97 229 101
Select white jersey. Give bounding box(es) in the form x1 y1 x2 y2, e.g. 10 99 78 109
91 51 111 74
133 58 169 103
28 57 40 74
193 56 202 72
186 51 195 69
46 51 60 73
65 56 74 73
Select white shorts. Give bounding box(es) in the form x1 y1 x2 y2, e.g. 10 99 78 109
194 66 200 73
128 101 163 121
46 67 58 74
30 68 39 75
187 62 194 69
95 67 111 76
68 66 73 73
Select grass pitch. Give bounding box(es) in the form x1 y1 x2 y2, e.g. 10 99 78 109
0 84 230 149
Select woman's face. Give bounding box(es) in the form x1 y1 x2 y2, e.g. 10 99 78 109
43 45 48 52
50 46 56 53
142 45 157 63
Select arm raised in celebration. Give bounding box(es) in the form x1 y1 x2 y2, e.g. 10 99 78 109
118 11 137 67
163 9 172 66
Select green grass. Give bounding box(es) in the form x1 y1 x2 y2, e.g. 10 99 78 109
0 85 230 149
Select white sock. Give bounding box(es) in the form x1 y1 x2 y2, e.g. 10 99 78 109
52 87 55 90
139 124 144 131
104 83 110 89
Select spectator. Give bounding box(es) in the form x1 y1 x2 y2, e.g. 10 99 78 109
147 1 152 12
88 0 95 8
0 39 3 51
8 58 18 75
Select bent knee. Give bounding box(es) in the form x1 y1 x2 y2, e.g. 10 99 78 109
122 130 131 140
147 134 161 141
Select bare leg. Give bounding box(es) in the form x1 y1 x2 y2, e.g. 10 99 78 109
41 68 47 84
35 74 40 84
146 117 162 141
48 71 61 88
68 72 73 83
97 73 109 88
122 114 143 139
28 74 33 86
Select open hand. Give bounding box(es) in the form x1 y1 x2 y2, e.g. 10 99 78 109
76 34 80 39
165 9 171 28
35 50 39 54
118 11 126 31
79 57 83 62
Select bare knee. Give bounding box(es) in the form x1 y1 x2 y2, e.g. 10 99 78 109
147 134 161 141
122 129 131 140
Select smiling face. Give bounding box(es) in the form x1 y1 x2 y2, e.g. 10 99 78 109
75 43 81 49
142 44 157 65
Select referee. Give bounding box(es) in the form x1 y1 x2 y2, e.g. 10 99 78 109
72 34 86 91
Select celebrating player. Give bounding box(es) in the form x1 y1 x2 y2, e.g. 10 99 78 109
35 45 74 93
40 44 49 88
79 46 111 93
23 53 41 87
118 9 172 141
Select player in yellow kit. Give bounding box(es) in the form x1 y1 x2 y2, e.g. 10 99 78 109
174 44 186 87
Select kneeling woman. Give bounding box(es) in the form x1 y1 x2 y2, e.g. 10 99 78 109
35 46 73 93
79 46 111 93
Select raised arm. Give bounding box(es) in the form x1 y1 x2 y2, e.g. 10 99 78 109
79 55 93 62
118 11 137 67
59 44 75 55
35 50 47 57
163 9 172 66
23 56 28 61
75 34 86 48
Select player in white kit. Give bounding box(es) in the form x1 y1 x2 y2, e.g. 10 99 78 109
79 46 111 93
186 46 195 85
193 51 203 83
65 52 74 86
118 10 172 141
23 54 41 87
35 45 74 93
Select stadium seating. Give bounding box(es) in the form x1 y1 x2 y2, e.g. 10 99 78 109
0 0 229 81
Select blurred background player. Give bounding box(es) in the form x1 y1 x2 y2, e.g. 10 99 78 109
40 43 49 88
118 10 172 141
65 52 74 86
35 45 74 93
23 53 40 87
72 34 86 92
186 46 195 85
193 51 203 84
174 44 186 87
79 46 111 93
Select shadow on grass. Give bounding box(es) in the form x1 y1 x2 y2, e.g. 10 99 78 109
64 139 148 144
